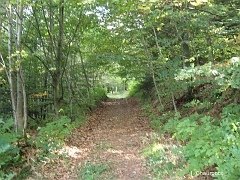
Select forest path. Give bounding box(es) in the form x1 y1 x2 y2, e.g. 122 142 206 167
35 98 154 179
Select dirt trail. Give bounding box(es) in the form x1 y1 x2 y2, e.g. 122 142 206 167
33 98 153 179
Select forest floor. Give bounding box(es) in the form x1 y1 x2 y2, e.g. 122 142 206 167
29 97 155 180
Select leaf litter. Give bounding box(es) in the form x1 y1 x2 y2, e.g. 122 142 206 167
28 98 155 180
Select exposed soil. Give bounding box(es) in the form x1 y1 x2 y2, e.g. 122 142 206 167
29 98 154 180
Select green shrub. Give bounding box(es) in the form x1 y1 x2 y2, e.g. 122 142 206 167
90 86 107 105
162 112 181 134
128 78 154 100
35 116 79 153
78 161 113 180
171 104 240 179
128 81 140 97
0 118 21 179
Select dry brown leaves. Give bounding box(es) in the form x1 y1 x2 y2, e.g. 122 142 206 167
28 98 154 180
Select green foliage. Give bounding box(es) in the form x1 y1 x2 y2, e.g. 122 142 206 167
164 104 240 179
69 86 107 115
128 81 140 97
162 112 181 134
128 57 240 179
128 77 154 101
13 165 32 180
150 111 174 131
141 104 154 118
78 161 113 180
150 117 163 130
1 0 240 178
35 116 78 153
214 57 240 89
175 57 240 91
90 86 108 106
183 99 200 108
143 65 240 178
0 118 20 179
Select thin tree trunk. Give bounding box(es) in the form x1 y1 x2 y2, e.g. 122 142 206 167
65 69 73 118
78 43 91 105
153 27 178 111
189 32 199 65
182 32 191 67
16 0 27 135
20 65 28 133
6 4 17 133
4 1 27 135
141 36 163 108
49 0 55 66
173 23 191 67
153 27 178 112
16 68 24 134
152 27 164 58
16 0 23 131
53 0 64 117
206 26 214 67
171 92 177 112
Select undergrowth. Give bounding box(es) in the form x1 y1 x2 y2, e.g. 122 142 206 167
130 57 240 179
34 116 83 153
78 161 114 180
0 86 107 179
0 118 21 179
0 116 85 179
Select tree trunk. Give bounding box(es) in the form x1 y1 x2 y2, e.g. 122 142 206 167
16 69 24 134
65 69 73 118
171 92 177 113
4 1 27 135
77 42 91 106
182 32 191 67
16 0 27 135
141 36 163 109
6 4 17 132
206 26 214 66
53 73 61 116
53 0 64 117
